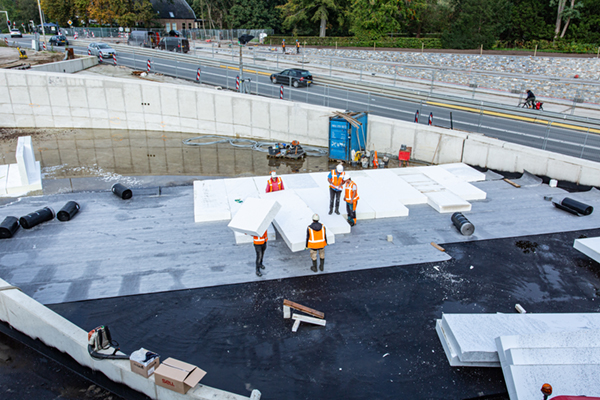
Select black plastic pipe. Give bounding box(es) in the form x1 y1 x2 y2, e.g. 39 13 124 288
20 207 54 229
112 183 132 200
57 201 80 222
451 212 475 236
0 216 20 238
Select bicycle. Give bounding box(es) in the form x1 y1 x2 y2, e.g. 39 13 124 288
518 100 544 111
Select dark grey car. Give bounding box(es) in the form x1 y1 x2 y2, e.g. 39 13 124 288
270 69 313 87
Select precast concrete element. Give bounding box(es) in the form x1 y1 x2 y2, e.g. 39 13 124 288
0 278 257 400
2 69 600 186
2 136 42 196
463 133 600 186
30 55 98 73
574 237 600 264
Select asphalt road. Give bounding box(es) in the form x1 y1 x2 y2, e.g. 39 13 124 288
5 35 600 163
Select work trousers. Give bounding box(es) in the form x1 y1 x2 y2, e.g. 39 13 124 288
329 188 341 212
254 243 267 267
346 201 357 226
310 248 325 261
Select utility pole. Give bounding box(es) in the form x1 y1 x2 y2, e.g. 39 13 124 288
0 11 9 32
239 40 243 84
36 0 47 46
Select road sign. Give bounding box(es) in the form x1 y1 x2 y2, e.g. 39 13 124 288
68 20 72 26
119 27 123 32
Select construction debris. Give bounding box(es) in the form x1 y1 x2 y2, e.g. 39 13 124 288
283 299 326 332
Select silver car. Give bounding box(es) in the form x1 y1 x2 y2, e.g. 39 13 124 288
87 42 116 57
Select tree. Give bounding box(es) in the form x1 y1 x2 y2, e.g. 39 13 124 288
441 0 511 49
277 0 340 37
40 0 75 26
564 0 600 42
349 0 407 40
405 0 451 38
228 0 283 30
551 0 582 39
502 0 554 42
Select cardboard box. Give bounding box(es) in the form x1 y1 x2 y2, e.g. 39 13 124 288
154 357 206 394
129 353 160 378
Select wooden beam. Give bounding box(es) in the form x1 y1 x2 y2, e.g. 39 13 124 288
430 242 445 252
283 299 324 319
503 178 521 188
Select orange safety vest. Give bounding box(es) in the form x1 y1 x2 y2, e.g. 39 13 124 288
266 177 284 193
307 226 327 249
329 170 345 190
344 180 359 203
253 231 268 245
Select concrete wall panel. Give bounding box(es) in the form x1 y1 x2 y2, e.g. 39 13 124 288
547 158 582 182
87 87 108 110
105 88 125 111
28 84 51 107
159 86 180 117
269 102 289 137
123 84 143 114
178 89 197 119
9 86 31 105
214 95 233 126
232 97 252 129
251 100 270 130
197 91 216 122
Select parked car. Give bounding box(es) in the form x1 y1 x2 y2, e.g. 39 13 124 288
49 35 68 46
87 42 116 57
158 37 189 53
270 69 313 87
10 29 22 38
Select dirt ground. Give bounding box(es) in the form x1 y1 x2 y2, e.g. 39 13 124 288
0 45 67 69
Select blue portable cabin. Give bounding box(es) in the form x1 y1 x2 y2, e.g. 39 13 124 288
328 112 368 162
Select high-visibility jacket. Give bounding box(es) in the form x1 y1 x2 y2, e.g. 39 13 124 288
306 224 327 249
253 231 268 245
328 170 345 191
266 177 284 193
344 180 359 204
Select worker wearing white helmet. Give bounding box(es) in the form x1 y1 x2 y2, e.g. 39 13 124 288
266 170 284 193
327 164 345 215
306 214 327 272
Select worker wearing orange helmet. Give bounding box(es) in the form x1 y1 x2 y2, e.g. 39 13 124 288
343 175 359 226
266 171 285 193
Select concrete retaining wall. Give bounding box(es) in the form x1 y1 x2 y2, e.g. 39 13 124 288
0 68 599 186
0 278 254 400
30 56 98 73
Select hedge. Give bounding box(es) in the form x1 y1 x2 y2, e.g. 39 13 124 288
267 36 442 49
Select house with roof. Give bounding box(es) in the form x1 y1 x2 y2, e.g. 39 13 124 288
151 0 198 32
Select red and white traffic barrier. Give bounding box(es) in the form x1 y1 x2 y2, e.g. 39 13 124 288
236 76 240 91
98 53 103 63
414 110 419 123
74 32 78 39
280 85 284 99
88 48 91 56
92 32 95 38
147 59 151 73
113 54 117 66
196 67 201 82
42 42 46 51
428 112 433 126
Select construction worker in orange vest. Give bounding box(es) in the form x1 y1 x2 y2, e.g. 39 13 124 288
306 214 327 272
266 171 284 192
343 175 359 226
327 164 345 215
282 39 285 53
252 230 268 277
296 39 300 54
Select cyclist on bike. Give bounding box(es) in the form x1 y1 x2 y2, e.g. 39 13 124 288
525 90 536 108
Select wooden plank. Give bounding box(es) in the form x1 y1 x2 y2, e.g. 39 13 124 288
283 299 324 319
503 178 521 188
292 313 327 326
430 242 446 252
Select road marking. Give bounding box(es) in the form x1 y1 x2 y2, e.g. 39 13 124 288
426 101 600 134
219 65 270 75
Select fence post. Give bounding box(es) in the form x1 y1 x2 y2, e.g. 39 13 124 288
542 121 552 150
580 128 590 158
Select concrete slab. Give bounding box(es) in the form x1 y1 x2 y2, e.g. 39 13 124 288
227 197 281 237
363 169 427 205
16 136 37 186
193 179 230 222
261 189 335 252
574 237 600 264
439 163 486 182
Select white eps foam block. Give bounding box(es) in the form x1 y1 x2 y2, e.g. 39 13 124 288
16 136 37 186
234 224 277 245
6 162 42 195
574 237 600 264
422 166 487 201
495 329 600 353
348 171 409 219
295 188 350 235
439 163 486 182
279 173 319 190
261 190 334 252
224 177 260 216
227 197 282 237
0 164 9 195
365 169 427 205
437 313 600 366
193 179 231 223
425 190 472 213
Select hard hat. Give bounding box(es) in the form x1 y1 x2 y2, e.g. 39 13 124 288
271 171 277 178
312 213 319 221
291 140 299 146
336 164 344 173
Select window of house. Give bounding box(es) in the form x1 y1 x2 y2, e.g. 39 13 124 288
166 23 170 31
172 22 177 30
